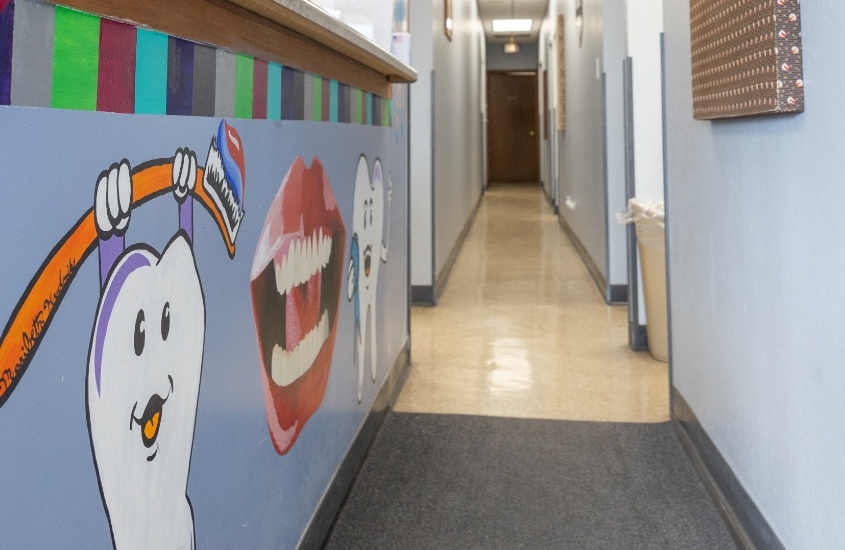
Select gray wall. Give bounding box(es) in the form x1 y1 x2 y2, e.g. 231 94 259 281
433 0 485 278
410 0 485 289
545 0 608 281
486 40 539 72
664 2 845 547
602 0 628 287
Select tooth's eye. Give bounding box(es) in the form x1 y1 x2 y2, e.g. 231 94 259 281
363 205 368 229
161 302 170 341
134 310 145 356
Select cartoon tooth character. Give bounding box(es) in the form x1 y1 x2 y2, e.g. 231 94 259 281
347 156 391 402
86 149 204 550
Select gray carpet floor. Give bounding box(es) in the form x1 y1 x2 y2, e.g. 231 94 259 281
323 412 738 550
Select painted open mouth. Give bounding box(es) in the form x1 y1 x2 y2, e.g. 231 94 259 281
250 157 346 455
130 375 173 462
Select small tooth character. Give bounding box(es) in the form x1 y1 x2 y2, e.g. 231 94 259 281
347 156 391 403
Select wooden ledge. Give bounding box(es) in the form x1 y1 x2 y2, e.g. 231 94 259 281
57 0 417 97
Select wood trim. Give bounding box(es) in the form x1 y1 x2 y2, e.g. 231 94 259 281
55 0 415 97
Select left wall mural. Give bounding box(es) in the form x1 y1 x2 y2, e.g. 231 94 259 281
0 1 409 548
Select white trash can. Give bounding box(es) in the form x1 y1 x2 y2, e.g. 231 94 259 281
621 200 668 362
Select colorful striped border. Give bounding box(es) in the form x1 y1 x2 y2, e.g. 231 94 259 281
0 0 391 125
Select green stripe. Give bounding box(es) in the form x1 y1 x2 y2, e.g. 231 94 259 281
384 99 391 127
234 54 254 119
312 75 322 121
52 7 99 110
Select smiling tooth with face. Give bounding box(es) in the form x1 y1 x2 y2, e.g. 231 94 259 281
85 123 246 549
347 155 391 402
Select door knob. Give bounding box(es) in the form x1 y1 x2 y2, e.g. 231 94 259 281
529 131 535 136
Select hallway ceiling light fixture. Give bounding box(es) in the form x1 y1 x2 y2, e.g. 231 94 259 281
504 37 520 54
492 19 532 33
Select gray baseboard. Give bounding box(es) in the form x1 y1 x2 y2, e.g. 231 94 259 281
672 388 785 550
557 215 610 304
411 285 435 306
630 323 648 351
608 284 627 304
297 344 410 549
431 196 483 304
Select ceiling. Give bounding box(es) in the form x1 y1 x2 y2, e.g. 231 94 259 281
477 0 549 44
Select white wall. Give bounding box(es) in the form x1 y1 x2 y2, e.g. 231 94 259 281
624 0 663 203
664 2 845 547
409 0 434 287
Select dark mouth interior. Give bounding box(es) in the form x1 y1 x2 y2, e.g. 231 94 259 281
251 229 342 381
134 393 165 449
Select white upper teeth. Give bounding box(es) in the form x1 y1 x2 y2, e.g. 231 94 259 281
271 310 329 386
274 228 332 296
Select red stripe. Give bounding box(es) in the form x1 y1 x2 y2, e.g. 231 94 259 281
321 78 330 122
253 59 268 119
97 19 136 113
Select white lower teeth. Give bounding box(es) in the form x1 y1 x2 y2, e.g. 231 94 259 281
271 310 330 386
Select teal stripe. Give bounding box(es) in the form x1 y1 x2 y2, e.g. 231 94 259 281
329 79 338 123
267 62 281 120
135 29 168 114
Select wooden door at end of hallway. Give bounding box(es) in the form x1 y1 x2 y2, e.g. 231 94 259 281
487 71 540 184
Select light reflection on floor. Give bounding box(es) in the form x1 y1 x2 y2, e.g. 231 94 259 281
394 184 670 423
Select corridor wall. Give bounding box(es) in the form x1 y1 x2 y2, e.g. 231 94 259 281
540 0 608 290
664 2 844 547
0 1 411 547
410 0 485 302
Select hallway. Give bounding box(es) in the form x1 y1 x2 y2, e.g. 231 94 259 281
324 184 737 549
398 183 667 422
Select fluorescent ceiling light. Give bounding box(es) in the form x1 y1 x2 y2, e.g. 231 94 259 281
492 19 532 33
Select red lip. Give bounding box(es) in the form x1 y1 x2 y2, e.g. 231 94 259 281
250 157 346 455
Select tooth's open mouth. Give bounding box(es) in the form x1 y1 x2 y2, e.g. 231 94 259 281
252 227 342 387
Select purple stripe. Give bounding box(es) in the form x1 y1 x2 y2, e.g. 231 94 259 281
167 36 194 115
0 0 14 105
94 250 151 395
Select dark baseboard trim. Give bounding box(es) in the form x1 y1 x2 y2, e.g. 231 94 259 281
299 343 410 550
557 215 609 303
672 388 784 550
630 323 648 351
411 285 435 306
432 196 483 303
609 284 627 304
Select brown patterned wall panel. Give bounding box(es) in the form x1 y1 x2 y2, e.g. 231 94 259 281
690 0 803 120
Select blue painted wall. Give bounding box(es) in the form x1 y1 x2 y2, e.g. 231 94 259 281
664 1 844 547
0 36 408 550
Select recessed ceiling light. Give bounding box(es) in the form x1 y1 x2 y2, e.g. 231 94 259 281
492 19 532 33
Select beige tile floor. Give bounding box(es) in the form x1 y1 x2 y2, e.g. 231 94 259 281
394 184 670 423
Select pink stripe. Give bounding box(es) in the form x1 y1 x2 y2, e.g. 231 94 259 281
253 58 268 119
97 19 136 113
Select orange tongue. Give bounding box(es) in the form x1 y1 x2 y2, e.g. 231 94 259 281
144 412 160 440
